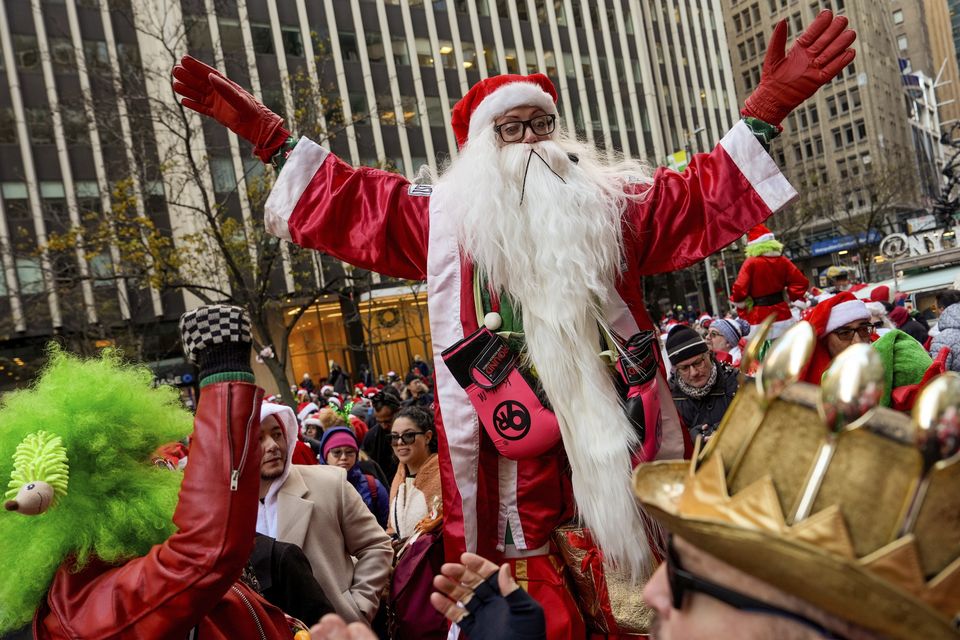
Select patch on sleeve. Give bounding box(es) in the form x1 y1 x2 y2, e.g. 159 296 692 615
408 184 433 197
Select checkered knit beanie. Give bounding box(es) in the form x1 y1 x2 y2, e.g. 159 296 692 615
179 304 252 381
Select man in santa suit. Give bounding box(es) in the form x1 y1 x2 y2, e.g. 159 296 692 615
172 11 854 636
730 224 810 340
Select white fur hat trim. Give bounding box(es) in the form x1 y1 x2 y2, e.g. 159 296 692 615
467 82 558 142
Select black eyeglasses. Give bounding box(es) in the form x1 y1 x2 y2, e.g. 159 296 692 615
675 353 711 375
831 323 874 342
494 114 556 143
389 431 425 445
666 537 845 639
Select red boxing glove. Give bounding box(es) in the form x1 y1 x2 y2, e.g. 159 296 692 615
742 10 856 127
172 55 291 163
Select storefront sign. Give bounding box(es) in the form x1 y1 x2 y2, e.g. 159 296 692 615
810 231 882 256
879 225 960 260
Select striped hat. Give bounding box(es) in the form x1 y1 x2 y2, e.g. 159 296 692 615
666 325 709 366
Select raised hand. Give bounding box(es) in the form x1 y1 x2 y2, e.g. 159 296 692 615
742 10 856 127
172 55 290 162
431 552 545 640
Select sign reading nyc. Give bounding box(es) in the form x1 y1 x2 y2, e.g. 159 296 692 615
880 226 960 260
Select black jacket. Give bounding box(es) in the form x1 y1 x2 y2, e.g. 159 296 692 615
669 360 739 440
250 534 334 626
899 318 930 346
362 423 399 482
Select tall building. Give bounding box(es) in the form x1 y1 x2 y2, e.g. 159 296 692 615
720 0 923 280
950 0 960 68
0 0 739 391
892 1 948 201
925 0 960 137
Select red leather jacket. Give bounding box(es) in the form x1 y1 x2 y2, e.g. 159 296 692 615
33 381 295 639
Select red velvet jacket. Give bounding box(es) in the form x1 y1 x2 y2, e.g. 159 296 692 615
730 254 809 325
262 121 797 563
33 382 295 639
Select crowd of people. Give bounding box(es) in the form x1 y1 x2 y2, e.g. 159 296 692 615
4 8 959 640
662 269 959 444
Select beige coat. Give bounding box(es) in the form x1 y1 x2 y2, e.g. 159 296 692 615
275 465 393 622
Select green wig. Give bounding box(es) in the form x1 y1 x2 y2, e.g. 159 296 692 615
745 238 784 257
0 346 193 633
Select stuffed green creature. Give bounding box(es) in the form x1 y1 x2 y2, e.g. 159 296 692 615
0 346 193 633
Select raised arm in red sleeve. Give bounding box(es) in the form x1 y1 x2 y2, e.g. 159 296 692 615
264 138 430 281
624 121 797 276
730 260 754 305
40 382 270 638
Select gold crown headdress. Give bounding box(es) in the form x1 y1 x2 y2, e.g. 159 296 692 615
634 320 960 639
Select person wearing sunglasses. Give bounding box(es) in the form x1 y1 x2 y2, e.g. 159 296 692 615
386 406 448 639
630 358 960 640
639 535 869 639
386 406 441 542
802 292 933 410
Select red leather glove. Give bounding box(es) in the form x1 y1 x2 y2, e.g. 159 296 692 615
172 55 291 163
742 10 856 127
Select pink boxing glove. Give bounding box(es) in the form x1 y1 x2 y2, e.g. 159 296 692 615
442 327 562 460
614 331 663 465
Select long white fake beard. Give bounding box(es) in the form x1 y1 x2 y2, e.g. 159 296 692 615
437 129 657 579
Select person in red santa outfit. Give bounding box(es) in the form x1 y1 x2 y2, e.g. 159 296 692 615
173 11 855 637
730 223 809 341
801 291 940 411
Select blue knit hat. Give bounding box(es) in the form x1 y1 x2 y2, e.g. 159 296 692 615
712 318 749 347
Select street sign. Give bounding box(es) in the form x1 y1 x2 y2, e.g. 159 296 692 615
666 150 688 172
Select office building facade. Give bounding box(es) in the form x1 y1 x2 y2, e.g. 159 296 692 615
720 0 927 279
0 0 739 388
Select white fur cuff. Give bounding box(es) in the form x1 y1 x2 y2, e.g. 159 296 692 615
825 299 870 335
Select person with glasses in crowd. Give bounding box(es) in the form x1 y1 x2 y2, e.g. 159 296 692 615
705 317 751 368
667 325 740 442
320 426 390 529
174 12 856 633
802 292 932 410
386 406 441 542
385 406 447 640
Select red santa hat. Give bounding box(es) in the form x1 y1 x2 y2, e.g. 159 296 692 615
450 74 559 149
802 292 871 384
807 291 870 337
746 224 776 246
869 285 891 303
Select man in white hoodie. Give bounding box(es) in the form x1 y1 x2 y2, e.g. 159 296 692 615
257 403 393 623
